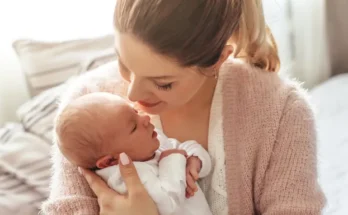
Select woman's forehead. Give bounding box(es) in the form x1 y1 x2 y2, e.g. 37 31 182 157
115 33 184 77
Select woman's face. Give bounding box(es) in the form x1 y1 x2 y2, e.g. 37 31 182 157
115 32 210 114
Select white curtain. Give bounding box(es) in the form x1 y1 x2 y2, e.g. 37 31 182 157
263 0 293 75
291 0 331 89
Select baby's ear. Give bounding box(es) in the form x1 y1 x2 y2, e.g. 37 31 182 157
96 155 118 169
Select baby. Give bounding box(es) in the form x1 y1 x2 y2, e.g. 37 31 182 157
55 92 212 215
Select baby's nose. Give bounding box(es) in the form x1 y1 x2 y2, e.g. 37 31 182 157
141 115 151 126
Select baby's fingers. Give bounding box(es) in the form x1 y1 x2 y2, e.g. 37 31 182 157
186 186 195 198
186 173 197 192
189 168 199 181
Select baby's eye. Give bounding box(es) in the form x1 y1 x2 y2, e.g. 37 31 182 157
132 123 137 133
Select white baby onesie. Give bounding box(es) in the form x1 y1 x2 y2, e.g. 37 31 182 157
97 130 212 215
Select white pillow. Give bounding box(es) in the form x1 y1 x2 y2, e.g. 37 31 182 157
12 35 115 97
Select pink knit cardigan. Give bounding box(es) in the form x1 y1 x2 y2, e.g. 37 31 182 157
42 60 325 214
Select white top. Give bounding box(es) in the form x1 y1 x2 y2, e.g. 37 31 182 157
150 77 228 215
97 130 212 215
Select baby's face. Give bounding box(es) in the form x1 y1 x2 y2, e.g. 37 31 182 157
100 95 160 162
57 92 160 168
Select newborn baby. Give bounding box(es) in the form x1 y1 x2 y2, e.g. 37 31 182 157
56 92 212 215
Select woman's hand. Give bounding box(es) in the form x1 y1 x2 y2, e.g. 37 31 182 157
79 153 159 215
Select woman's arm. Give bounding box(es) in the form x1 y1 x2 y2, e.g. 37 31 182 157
41 144 99 214
258 93 326 214
42 62 124 214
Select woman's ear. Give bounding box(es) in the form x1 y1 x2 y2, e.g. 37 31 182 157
214 45 234 71
96 155 119 169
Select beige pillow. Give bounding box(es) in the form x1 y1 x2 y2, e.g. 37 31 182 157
13 35 116 97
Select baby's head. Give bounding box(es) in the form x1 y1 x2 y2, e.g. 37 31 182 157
55 92 160 169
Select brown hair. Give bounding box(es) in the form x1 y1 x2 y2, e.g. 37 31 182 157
114 0 280 72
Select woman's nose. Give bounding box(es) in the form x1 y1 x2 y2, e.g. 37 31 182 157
127 78 145 102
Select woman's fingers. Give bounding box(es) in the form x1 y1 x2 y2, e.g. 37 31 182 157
118 152 144 195
79 167 113 197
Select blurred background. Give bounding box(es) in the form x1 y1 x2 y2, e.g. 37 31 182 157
0 0 346 214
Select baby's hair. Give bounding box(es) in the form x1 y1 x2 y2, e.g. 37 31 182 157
55 92 124 169
55 102 103 169
114 0 279 72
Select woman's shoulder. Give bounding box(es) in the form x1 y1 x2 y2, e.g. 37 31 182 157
219 58 313 116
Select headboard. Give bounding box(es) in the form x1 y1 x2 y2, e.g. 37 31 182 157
327 0 348 75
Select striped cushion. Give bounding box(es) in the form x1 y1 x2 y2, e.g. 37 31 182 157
13 35 116 97
0 126 51 215
16 84 66 142
16 61 117 142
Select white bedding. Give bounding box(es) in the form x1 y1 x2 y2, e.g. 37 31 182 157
310 74 348 215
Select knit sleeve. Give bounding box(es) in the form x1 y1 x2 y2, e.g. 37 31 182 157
258 93 326 215
41 145 99 214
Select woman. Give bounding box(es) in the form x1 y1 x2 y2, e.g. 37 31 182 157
42 0 325 214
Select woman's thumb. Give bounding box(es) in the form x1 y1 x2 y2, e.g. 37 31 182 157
119 152 143 193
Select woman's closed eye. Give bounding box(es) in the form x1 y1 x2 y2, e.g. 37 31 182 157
154 82 173 91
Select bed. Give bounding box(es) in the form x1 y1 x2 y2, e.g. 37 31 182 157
312 74 348 215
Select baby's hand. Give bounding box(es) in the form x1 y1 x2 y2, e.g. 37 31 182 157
159 149 187 161
185 156 202 198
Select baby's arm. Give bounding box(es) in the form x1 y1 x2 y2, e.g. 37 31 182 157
144 153 187 215
179 140 212 178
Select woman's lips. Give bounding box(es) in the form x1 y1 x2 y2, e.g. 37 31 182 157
137 101 161 108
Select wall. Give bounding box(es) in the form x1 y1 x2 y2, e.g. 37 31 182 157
0 0 115 125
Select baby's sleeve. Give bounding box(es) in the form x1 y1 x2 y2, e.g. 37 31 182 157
179 140 212 178
143 154 187 215
156 130 212 178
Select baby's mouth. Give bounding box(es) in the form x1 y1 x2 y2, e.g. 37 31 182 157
152 130 157 138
